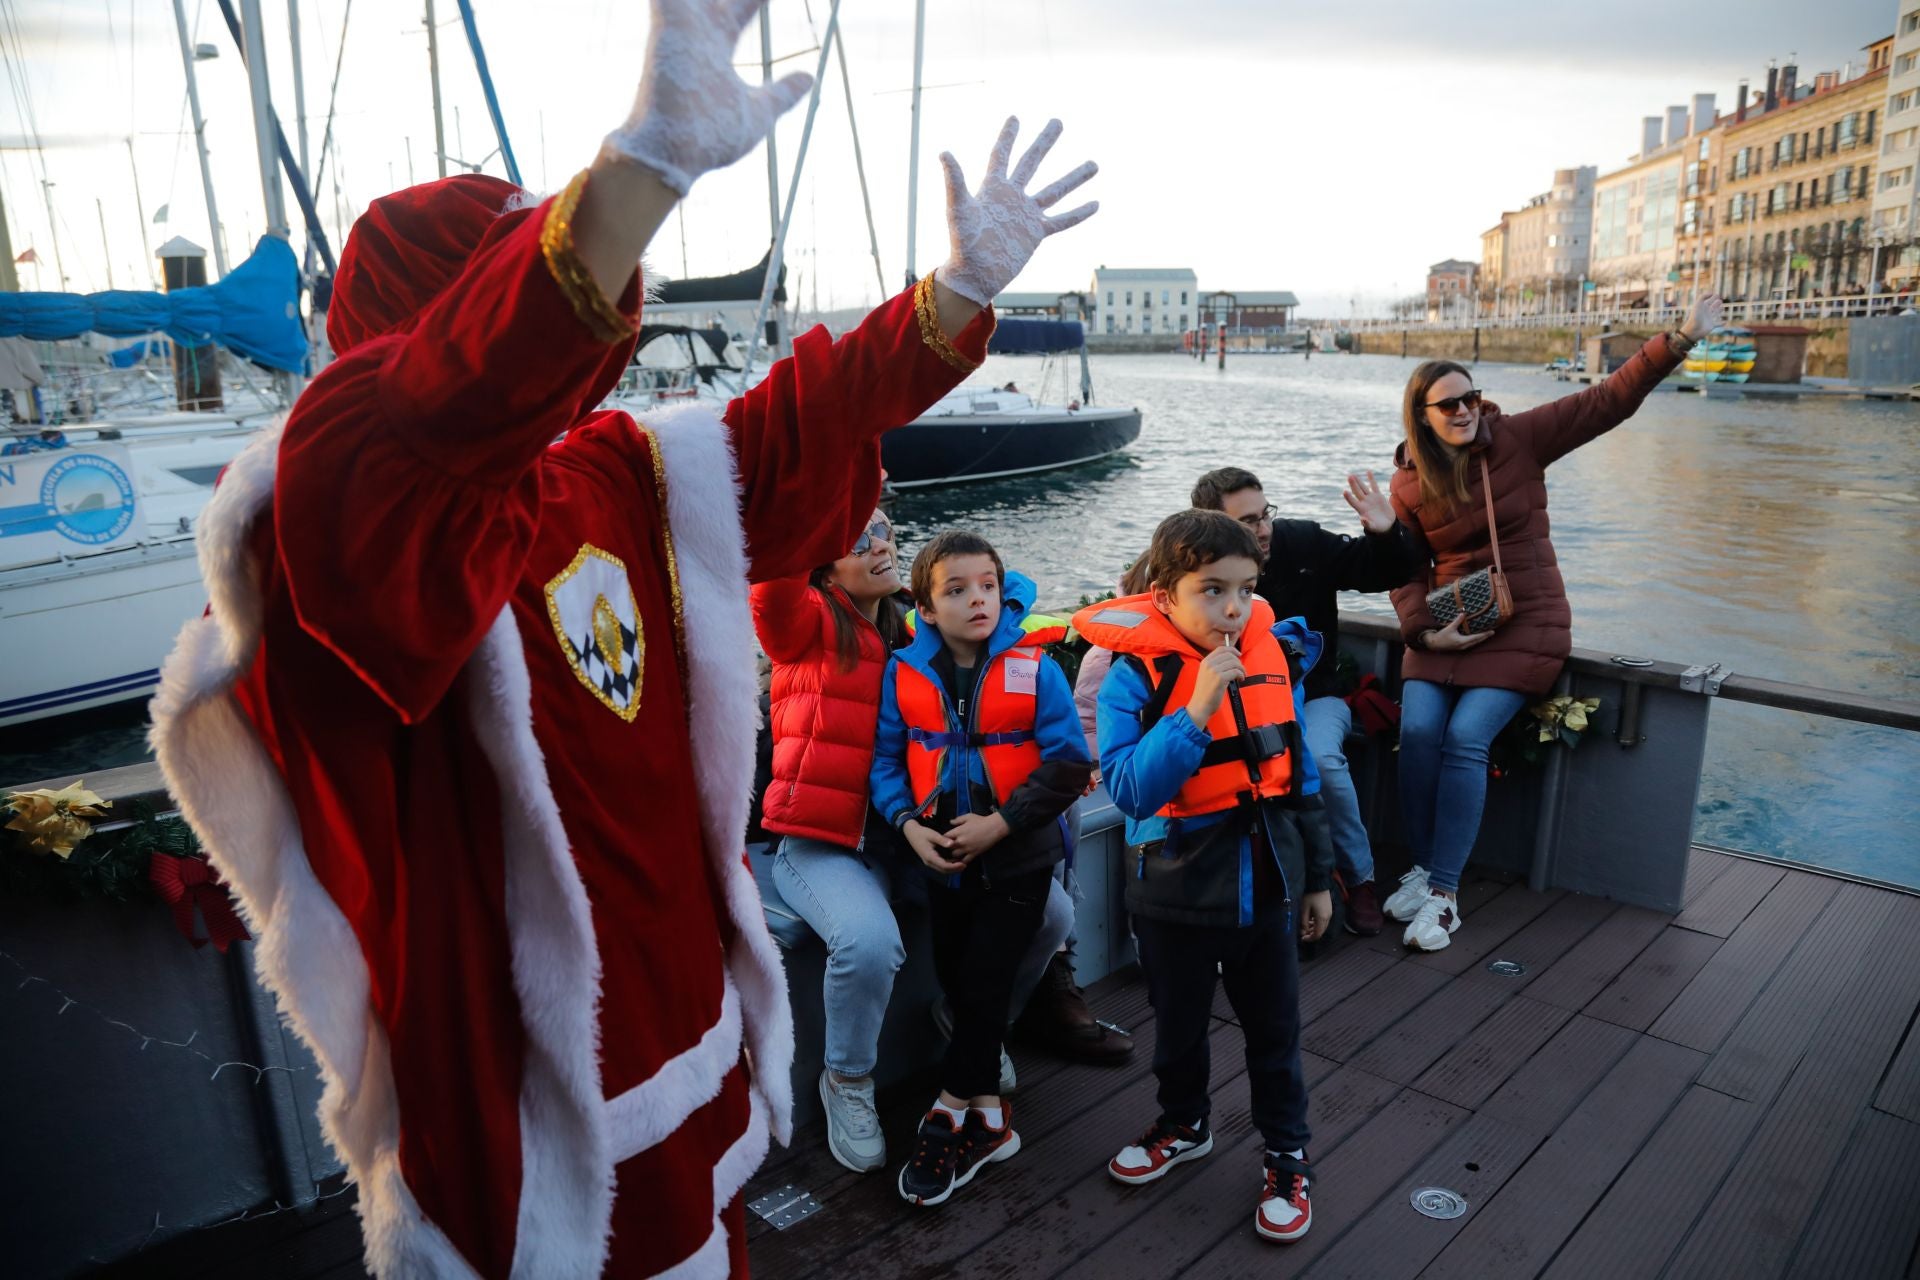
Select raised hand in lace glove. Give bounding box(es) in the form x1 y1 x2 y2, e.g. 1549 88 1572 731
603 0 813 195
936 117 1098 306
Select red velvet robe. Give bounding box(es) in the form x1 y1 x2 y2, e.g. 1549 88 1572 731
151 193 990 1278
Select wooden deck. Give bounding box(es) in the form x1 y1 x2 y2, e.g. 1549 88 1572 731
744 850 1920 1280
107 850 1920 1279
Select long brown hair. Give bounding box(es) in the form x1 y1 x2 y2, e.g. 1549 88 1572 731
1401 360 1475 513
807 566 907 673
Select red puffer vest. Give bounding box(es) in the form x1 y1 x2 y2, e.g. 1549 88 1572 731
753 575 893 848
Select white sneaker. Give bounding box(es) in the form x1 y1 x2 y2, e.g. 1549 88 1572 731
1402 890 1463 952
819 1069 885 1172
930 999 1017 1094
1382 867 1432 922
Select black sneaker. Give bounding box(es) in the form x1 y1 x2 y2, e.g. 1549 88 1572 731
954 1103 1022 1190
897 1110 965 1207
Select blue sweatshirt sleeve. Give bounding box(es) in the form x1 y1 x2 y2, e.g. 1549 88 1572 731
870 659 918 828
1097 656 1211 819
1273 618 1324 796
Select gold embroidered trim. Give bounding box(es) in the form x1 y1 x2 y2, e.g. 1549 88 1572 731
913 272 985 373
641 428 690 687
543 542 645 722
540 169 640 344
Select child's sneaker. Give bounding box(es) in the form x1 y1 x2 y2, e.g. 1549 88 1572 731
1382 866 1432 921
1107 1116 1214 1185
953 1104 1022 1189
1403 889 1463 952
897 1110 966 1207
1255 1152 1313 1242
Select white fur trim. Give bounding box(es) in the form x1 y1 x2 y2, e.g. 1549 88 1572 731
150 425 476 1280
607 975 742 1162
654 1089 771 1280
645 401 795 1144
467 614 614 1278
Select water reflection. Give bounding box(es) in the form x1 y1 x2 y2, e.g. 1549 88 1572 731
892 352 1920 883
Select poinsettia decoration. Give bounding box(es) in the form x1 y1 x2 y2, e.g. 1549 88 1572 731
4 781 112 858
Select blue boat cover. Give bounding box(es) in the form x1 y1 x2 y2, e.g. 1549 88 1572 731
0 235 307 373
988 318 1085 355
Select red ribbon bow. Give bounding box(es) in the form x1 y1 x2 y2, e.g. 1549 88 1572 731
148 853 251 952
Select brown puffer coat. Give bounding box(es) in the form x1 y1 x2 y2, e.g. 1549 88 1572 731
1388 333 1683 696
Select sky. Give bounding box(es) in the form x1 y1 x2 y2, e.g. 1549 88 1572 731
0 0 1893 319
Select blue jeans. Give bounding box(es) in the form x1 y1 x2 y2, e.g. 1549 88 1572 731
1301 696 1374 885
1397 681 1527 894
772 834 1073 1077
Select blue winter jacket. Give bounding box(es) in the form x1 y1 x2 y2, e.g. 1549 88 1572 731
872 570 1092 879
1096 617 1335 927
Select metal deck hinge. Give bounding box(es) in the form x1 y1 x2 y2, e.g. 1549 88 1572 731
747 1184 822 1231
1680 661 1726 695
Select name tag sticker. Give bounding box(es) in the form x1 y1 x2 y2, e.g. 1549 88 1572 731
1004 657 1039 696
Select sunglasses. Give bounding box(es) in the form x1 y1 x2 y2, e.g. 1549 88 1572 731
1236 504 1278 530
1423 389 1483 414
850 520 894 556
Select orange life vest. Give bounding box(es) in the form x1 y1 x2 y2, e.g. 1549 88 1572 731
1071 594 1302 818
894 633 1063 817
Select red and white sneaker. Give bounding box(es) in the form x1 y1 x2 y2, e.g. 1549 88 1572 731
1107 1116 1214 1185
1255 1152 1313 1242
954 1104 1022 1190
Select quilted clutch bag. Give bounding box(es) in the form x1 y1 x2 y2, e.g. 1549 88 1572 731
1423 455 1513 637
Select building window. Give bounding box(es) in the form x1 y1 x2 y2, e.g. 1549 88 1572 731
1161 289 1169 305
1105 314 1115 333
1839 114 1859 148
1905 9 1920 34
1124 290 1132 306
1180 290 1188 305
1900 52 1919 75
1105 290 1113 305
1178 313 1188 329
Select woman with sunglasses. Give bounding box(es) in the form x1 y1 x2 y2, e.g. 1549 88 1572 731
1381 293 1723 952
753 512 1075 1172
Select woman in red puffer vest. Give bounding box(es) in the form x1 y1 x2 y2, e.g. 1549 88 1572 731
752 508 915 1175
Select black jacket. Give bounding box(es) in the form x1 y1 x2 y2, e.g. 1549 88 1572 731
1256 518 1421 700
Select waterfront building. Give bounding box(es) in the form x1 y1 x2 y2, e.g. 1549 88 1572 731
1695 41 1891 302
1087 266 1197 336
995 290 1093 324
1479 167 1596 318
1425 259 1478 323
1875 13 1920 283
1479 219 1508 315
1195 288 1299 332
1589 112 1695 310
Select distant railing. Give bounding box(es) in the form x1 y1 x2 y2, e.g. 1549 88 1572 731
1318 295 1903 334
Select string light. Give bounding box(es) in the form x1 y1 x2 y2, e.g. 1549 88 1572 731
0 947 309 1085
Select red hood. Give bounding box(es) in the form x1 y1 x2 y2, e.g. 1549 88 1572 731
328 173 640 413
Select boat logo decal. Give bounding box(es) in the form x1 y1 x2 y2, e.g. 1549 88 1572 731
544 543 644 721
0 452 137 546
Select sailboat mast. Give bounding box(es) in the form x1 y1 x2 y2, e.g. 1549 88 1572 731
759 6 781 241
425 0 448 179
288 0 312 180
126 139 154 284
239 0 290 237
904 0 926 289
172 0 228 276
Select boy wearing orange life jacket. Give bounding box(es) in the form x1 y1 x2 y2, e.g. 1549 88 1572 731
1072 509 1335 1245
871 531 1093 1208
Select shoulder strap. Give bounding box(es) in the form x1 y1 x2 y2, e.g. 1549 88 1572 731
1127 653 1186 731
1478 454 1504 578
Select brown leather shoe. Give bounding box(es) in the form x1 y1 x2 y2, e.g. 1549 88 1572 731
1344 880 1385 937
1013 953 1134 1063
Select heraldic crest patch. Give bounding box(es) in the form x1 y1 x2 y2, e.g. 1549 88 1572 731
544 543 644 721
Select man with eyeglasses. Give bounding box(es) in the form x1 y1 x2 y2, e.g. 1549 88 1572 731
1189 466 1420 936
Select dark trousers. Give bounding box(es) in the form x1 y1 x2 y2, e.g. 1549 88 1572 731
1133 903 1311 1152
930 865 1054 1099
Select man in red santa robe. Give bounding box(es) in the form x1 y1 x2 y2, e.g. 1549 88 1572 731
146 0 1100 1274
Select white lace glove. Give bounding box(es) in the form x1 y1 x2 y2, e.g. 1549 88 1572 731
602 0 813 195
936 117 1098 306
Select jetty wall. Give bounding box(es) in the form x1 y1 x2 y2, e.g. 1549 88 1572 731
1351 321 1856 377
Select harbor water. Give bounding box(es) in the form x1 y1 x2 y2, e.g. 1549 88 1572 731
3 351 1914 888
894 351 1920 888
